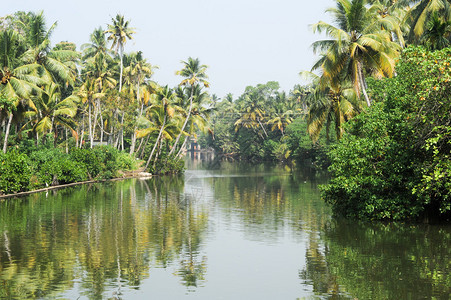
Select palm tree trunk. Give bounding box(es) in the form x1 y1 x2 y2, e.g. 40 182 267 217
176 135 189 158
88 101 93 148
357 62 371 107
119 44 124 92
2 113 13 153
169 87 194 156
145 115 166 170
139 135 150 159
257 118 268 138
129 83 141 155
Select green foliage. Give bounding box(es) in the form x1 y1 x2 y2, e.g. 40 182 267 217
285 118 333 168
0 150 31 194
323 46 451 221
29 148 88 187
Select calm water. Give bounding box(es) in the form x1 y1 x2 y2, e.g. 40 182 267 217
0 158 450 299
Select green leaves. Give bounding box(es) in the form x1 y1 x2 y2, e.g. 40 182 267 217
323 46 451 221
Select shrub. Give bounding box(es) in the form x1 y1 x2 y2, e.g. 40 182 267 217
0 150 31 194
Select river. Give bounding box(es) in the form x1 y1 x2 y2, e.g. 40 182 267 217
0 157 450 299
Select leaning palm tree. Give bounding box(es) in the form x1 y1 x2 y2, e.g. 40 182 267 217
105 14 135 92
139 86 180 170
311 0 401 106
168 57 209 156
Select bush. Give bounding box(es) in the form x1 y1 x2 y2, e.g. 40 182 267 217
323 46 451 221
29 148 88 187
0 150 31 194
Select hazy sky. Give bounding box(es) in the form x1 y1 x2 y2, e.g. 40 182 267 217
5 0 334 98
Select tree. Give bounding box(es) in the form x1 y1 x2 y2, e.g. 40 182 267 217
105 14 135 92
405 0 451 43
21 11 79 87
169 57 209 156
0 29 43 153
420 12 451 50
140 86 180 170
311 0 400 106
23 83 79 144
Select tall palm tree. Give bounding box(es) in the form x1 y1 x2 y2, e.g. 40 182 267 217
123 51 158 154
311 0 400 106
21 12 79 86
0 29 43 153
169 57 209 156
77 77 105 148
105 14 135 92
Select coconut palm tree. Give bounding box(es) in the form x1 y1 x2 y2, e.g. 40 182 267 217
77 77 105 148
139 86 180 170
420 12 451 49
21 11 79 86
105 14 135 92
311 0 401 106
302 71 362 142
0 29 44 152
123 51 158 154
404 0 451 43
267 92 294 136
169 57 209 156
367 0 409 47
23 82 79 144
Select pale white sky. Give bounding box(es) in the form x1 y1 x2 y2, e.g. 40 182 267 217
5 0 334 98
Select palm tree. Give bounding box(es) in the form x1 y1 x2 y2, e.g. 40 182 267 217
0 29 43 153
21 12 79 86
420 12 451 50
302 71 361 142
105 14 135 92
266 92 294 136
311 0 400 106
234 90 268 139
123 51 158 154
77 77 105 148
169 57 209 156
368 0 409 47
139 86 180 170
404 0 451 43
23 83 79 144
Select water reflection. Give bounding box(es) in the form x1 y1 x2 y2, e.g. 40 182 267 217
0 159 450 299
0 178 208 299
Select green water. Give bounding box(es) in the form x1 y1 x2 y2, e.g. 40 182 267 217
0 159 450 299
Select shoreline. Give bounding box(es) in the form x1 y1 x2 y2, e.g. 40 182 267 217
0 171 152 200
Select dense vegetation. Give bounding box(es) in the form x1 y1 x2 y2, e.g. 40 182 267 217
2 0 451 220
323 46 451 221
0 11 209 194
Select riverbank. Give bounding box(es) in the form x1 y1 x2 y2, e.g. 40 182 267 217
0 169 153 200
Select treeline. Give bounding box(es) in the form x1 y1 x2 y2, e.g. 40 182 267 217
0 11 211 187
200 81 333 167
